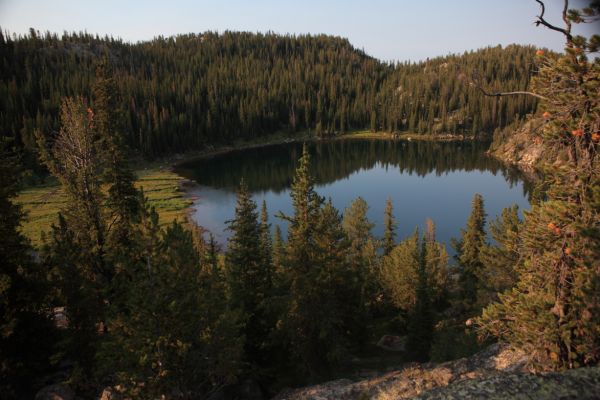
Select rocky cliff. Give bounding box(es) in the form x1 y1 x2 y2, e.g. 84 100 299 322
488 117 568 175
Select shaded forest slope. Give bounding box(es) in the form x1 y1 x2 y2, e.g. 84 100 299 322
1 30 538 161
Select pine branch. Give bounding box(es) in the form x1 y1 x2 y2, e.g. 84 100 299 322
464 72 549 101
534 0 574 46
471 83 550 101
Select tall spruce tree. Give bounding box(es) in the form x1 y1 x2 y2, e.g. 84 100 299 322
424 219 450 309
259 199 273 280
478 205 522 306
379 225 448 317
225 180 271 366
272 225 285 273
92 59 140 254
278 144 357 376
312 200 353 366
379 230 420 312
453 193 487 310
383 197 397 256
407 236 434 361
342 197 378 340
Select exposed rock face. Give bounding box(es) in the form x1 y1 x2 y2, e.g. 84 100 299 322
488 117 567 177
273 343 529 400
412 367 600 400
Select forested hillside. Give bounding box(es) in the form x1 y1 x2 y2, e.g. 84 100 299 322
1 30 537 161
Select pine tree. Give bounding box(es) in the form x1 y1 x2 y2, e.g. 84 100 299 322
342 197 378 340
383 197 397 256
379 230 420 311
312 200 353 367
407 236 434 361
0 141 54 399
277 144 357 376
279 143 323 273
99 220 244 397
225 180 271 365
37 97 109 282
379 226 448 314
453 193 486 309
424 219 450 309
478 205 522 306
36 97 110 377
272 225 285 272
259 199 273 279
343 197 376 264
477 0 600 370
92 58 140 256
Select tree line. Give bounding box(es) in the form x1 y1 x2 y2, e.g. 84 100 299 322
1 30 537 167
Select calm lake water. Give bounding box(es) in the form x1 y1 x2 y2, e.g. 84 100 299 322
175 139 532 253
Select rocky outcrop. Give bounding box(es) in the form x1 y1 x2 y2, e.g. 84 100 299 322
273 343 529 400
488 117 566 176
412 366 600 400
273 343 600 400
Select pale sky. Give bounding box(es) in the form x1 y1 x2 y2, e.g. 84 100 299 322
0 0 598 62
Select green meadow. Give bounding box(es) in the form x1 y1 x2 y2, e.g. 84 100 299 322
15 167 192 248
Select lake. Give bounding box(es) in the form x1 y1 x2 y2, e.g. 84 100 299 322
175 139 532 253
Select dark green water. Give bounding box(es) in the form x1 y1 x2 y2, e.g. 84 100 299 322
175 139 531 251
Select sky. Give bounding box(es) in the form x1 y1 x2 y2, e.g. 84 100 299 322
0 0 598 62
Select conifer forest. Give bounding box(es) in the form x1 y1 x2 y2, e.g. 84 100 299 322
0 1 599 399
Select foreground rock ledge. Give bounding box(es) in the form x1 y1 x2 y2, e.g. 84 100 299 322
273 344 600 400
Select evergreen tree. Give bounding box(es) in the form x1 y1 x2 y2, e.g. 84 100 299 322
383 197 397 256
407 236 434 361
37 97 109 282
477 205 522 306
225 180 271 366
99 219 244 397
36 97 110 378
424 219 450 309
272 225 285 272
477 0 600 370
277 144 357 376
453 193 487 309
342 197 378 338
379 227 449 315
92 58 140 255
0 142 54 399
379 230 420 312
259 199 273 279
312 200 353 366
343 197 376 266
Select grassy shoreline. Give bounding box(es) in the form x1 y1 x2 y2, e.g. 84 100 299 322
167 129 473 166
16 168 192 248
15 130 475 247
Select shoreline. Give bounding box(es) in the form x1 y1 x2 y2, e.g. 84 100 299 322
173 131 488 235
166 130 479 169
